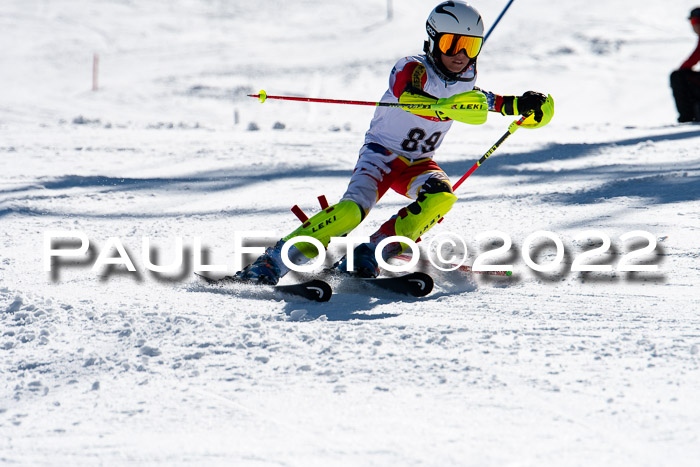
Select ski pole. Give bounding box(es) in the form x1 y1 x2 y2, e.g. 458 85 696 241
426 115 526 278
248 89 438 111
452 113 528 191
484 0 517 43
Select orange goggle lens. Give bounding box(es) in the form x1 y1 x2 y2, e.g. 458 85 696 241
692 17 700 26
437 33 483 58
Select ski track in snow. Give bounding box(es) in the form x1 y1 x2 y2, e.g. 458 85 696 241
1 0 700 465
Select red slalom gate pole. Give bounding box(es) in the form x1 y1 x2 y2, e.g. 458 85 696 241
92 53 99 91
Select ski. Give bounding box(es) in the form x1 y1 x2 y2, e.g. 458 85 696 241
276 279 333 302
194 273 332 302
358 272 434 297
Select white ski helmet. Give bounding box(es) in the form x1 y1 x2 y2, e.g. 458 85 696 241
424 1 485 81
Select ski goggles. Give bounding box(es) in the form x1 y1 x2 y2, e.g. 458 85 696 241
437 33 483 58
691 17 700 26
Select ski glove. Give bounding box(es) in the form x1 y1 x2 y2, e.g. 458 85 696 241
516 91 548 121
520 93 554 129
501 91 554 129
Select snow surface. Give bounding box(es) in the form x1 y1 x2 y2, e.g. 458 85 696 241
1 0 699 465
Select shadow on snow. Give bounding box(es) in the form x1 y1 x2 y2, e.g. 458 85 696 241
2 127 699 220
444 127 700 205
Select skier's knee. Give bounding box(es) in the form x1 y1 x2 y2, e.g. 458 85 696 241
394 179 457 241
409 189 457 219
419 178 454 197
410 178 457 215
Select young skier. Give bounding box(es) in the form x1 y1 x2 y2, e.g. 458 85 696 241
670 7 700 123
237 0 554 285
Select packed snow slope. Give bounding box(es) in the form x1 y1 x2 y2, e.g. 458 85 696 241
1 0 699 465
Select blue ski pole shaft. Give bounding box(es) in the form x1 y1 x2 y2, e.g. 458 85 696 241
484 0 517 43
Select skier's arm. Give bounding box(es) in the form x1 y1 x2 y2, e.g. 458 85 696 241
392 61 451 121
392 61 487 124
679 39 700 69
474 87 522 114
392 61 432 99
477 87 553 127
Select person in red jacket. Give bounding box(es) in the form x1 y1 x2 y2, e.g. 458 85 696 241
671 8 700 122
